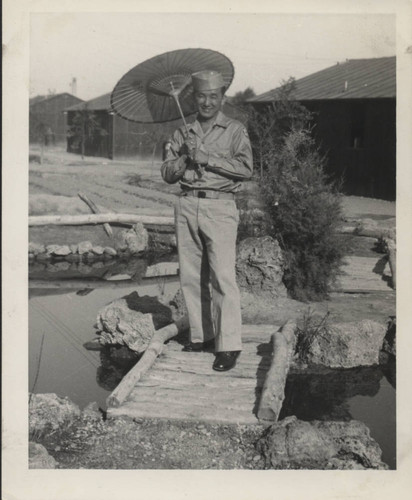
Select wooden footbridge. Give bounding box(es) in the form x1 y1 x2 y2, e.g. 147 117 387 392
107 322 296 424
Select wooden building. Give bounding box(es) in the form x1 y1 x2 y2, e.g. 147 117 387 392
249 57 396 200
29 93 84 144
65 93 248 160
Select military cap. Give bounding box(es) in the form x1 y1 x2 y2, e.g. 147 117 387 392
191 70 225 91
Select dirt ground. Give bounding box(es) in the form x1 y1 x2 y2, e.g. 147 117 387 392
29 146 396 469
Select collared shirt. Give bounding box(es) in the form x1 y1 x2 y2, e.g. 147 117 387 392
161 111 253 192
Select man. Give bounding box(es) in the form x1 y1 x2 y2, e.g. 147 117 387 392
161 70 253 371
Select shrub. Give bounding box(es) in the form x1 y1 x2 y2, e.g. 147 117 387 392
259 128 345 301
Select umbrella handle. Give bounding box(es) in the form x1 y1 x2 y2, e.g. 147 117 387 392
171 93 190 137
171 93 204 177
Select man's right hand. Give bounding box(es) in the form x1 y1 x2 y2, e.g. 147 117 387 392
180 137 197 157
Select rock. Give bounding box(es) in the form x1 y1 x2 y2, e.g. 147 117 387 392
314 420 388 469
236 236 287 298
82 402 102 421
382 317 396 357
77 263 93 274
149 232 177 251
114 230 129 251
29 393 81 435
70 244 78 254
46 261 71 272
115 225 148 254
36 253 51 261
92 245 105 255
29 442 58 469
78 241 93 254
53 245 71 256
45 244 60 255
85 251 96 261
168 288 188 321
256 416 387 470
92 261 105 269
126 223 149 254
297 319 387 368
95 291 173 352
257 416 338 469
104 246 117 256
66 253 81 262
29 242 46 255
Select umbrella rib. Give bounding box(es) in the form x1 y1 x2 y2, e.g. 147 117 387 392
124 95 147 120
114 90 147 109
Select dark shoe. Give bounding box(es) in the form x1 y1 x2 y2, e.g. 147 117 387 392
182 339 215 352
213 351 241 371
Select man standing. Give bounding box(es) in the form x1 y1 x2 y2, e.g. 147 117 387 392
161 70 253 371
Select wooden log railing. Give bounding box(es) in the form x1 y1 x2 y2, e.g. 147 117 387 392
257 320 297 423
106 315 189 408
29 213 175 227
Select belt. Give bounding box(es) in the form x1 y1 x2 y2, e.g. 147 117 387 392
180 190 235 200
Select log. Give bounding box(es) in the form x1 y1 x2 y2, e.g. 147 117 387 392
78 192 113 238
29 274 178 289
106 315 189 408
383 237 396 290
29 213 175 227
257 320 296 422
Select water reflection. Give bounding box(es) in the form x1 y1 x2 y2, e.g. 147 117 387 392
97 346 141 392
280 364 396 468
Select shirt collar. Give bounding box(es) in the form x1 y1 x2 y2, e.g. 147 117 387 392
188 111 230 135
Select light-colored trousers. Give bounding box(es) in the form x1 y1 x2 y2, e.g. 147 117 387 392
175 196 242 352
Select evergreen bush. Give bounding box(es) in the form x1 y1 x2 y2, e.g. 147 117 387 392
259 128 345 301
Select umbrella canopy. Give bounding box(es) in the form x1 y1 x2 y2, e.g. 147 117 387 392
110 48 234 124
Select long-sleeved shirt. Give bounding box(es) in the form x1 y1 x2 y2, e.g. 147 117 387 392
161 111 253 193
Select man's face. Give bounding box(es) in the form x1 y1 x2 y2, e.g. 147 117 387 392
193 87 224 121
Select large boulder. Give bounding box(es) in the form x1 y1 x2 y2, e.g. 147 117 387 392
297 319 387 368
257 416 337 469
95 291 173 352
29 393 81 435
236 236 287 298
115 223 148 254
29 442 58 469
256 416 387 469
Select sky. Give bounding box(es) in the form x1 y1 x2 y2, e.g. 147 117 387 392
30 12 396 101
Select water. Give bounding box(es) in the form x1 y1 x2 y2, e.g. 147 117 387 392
29 280 396 469
280 365 396 469
29 279 180 411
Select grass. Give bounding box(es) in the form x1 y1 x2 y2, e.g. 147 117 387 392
295 309 331 362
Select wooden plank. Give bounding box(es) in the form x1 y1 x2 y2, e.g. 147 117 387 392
333 256 393 292
108 400 259 424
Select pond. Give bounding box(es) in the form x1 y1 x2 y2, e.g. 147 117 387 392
29 278 180 411
29 277 396 470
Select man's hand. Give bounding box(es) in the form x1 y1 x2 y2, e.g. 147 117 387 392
180 137 197 157
190 149 209 165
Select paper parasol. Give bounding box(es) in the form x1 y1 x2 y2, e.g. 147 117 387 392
110 48 234 129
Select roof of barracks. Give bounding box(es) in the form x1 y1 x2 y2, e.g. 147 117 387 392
249 56 396 102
